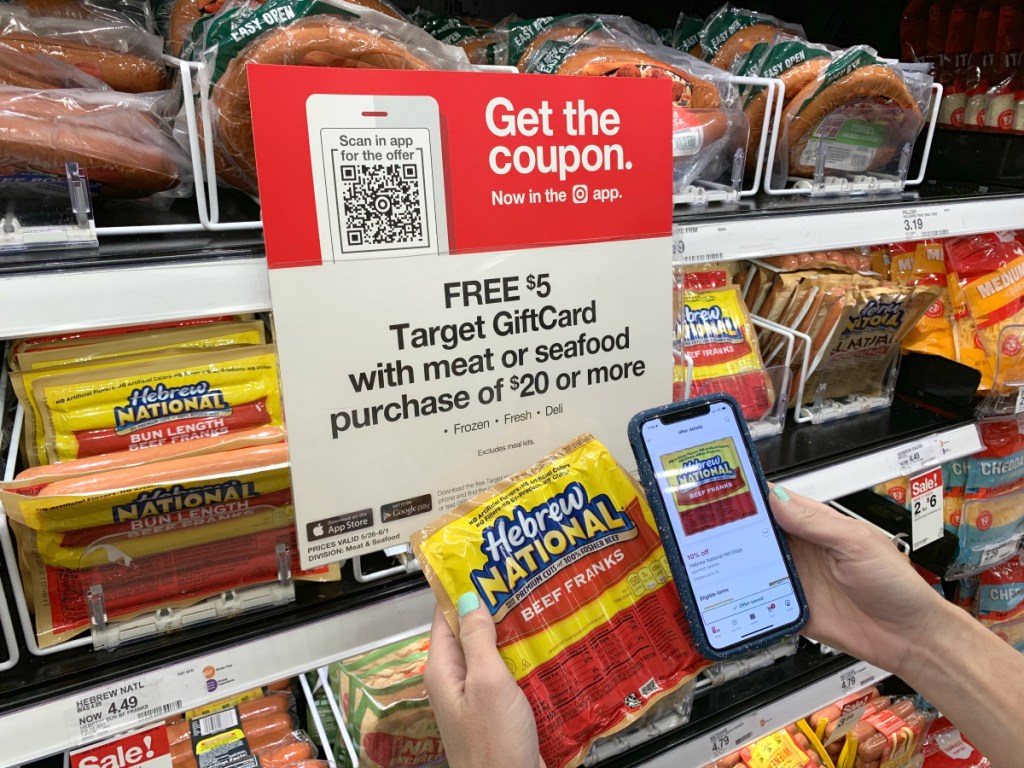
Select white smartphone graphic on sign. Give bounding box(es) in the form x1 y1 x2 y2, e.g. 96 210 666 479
306 94 448 262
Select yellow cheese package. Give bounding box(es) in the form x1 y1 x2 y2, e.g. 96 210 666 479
680 284 775 422
34 344 283 464
13 320 266 371
0 442 291 532
411 434 708 768
946 232 1024 387
889 240 956 362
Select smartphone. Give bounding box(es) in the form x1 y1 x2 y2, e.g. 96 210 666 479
628 394 808 659
305 94 448 263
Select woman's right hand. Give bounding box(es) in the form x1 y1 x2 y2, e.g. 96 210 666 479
768 485 950 678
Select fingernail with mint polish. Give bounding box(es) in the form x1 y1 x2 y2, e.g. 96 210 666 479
457 592 479 618
773 485 792 503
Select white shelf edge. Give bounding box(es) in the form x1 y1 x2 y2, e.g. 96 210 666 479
0 257 272 338
674 195 1024 263
644 660 890 768
783 422 983 502
0 587 434 766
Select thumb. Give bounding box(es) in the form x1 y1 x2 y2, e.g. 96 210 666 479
768 484 861 552
455 592 515 688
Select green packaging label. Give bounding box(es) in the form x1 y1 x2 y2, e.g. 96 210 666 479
422 15 478 45
506 15 567 65
700 7 769 59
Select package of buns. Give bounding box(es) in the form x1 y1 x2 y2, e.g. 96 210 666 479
187 0 471 194
774 45 933 183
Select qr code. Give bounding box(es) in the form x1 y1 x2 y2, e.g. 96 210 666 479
338 160 427 251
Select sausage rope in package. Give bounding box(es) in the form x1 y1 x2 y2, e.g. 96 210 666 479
509 14 660 73
0 4 166 92
0 85 192 198
8 0 155 31
697 4 804 71
187 0 471 194
521 23 749 196
412 434 709 768
332 632 447 768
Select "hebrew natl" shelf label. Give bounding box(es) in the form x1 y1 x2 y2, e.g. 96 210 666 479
249 67 673 567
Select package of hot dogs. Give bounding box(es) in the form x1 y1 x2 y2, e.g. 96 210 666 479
0 85 191 198
412 434 708 768
7 0 154 31
773 45 934 184
186 0 471 194
0 37 111 88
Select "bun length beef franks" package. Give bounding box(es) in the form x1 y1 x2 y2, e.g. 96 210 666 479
411 434 708 768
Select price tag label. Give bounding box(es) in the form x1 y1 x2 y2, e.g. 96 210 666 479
673 223 728 264
910 467 944 549
824 693 873 746
708 726 732 759
706 717 756 762
72 674 183 741
978 538 1020 569
896 439 943 475
897 206 955 240
71 724 172 768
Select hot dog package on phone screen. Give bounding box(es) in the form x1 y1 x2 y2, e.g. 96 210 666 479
32 345 284 464
412 434 708 768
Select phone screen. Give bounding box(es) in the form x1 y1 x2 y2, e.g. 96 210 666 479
639 401 801 651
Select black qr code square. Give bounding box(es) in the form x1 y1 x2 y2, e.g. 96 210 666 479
339 162 426 249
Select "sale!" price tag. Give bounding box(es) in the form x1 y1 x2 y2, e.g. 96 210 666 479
910 467 944 549
70 724 171 768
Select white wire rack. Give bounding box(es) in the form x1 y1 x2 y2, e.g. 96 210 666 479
761 82 943 197
1 401 296 655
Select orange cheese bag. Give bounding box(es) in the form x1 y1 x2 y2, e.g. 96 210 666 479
412 434 708 768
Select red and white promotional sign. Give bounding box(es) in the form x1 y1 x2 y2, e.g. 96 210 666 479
250 66 674 567
71 725 171 768
910 466 944 549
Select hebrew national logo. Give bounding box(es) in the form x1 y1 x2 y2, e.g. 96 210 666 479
471 481 636 617
113 381 231 433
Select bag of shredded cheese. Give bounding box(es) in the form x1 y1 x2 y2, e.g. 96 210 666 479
411 434 708 768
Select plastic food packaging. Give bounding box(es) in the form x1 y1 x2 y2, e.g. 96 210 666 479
511 14 659 73
920 716 991 767
822 696 936 768
697 4 803 72
8 0 154 30
774 45 933 183
189 0 471 194
412 434 709 768
734 34 832 176
678 284 775 422
21 344 284 465
0 38 111 88
521 23 746 194
0 85 191 198
332 632 446 768
973 554 1024 626
0 5 166 92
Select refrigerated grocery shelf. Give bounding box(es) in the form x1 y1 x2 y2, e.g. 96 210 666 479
0 399 979 766
1 185 1022 338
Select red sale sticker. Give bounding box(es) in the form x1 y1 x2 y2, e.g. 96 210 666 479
71 724 171 768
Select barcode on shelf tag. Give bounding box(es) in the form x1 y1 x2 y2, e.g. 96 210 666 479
73 670 182 740
673 223 728 265
910 468 944 549
896 438 943 475
197 708 239 737
70 724 172 768
897 206 955 240
978 538 1019 568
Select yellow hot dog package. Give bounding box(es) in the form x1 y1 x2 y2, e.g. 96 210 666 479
411 434 708 768
35 345 283 464
14 320 266 371
0 443 291 532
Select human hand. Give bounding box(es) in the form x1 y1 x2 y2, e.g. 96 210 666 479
769 485 950 678
424 595 546 768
